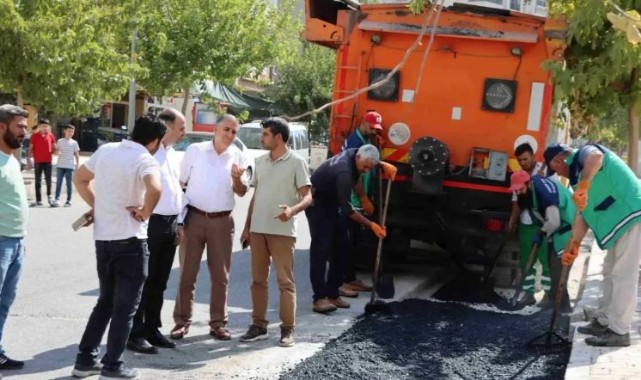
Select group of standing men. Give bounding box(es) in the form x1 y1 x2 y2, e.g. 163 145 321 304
509 140 641 347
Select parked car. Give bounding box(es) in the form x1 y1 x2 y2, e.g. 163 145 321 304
236 121 310 163
173 132 255 181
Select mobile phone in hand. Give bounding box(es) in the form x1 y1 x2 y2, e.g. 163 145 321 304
72 213 93 231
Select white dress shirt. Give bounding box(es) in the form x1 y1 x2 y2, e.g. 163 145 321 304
180 141 250 213
153 143 184 216
85 140 160 240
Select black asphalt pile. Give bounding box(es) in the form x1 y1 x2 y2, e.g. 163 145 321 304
281 299 570 380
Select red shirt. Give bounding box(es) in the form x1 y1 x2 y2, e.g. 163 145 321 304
31 132 56 163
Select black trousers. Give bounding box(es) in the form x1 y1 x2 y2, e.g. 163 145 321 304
34 162 52 202
131 214 178 337
77 238 148 370
547 242 572 308
305 197 350 302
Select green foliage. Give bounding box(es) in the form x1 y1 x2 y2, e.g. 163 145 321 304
265 42 335 142
136 0 302 96
408 0 430 13
0 0 135 116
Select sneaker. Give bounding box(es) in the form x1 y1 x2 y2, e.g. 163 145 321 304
312 299 337 314
577 318 608 336
0 353 24 370
328 297 350 309
51 200 59 207
585 328 630 347
48 197 54 206
145 329 176 349
30 202 43 207
65 201 72 207
279 327 295 347
72 361 103 378
240 325 269 343
99 365 139 380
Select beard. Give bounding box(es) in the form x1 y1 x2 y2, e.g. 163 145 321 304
3 129 24 149
517 189 533 210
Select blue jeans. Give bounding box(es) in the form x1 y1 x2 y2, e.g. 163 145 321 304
55 168 74 202
76 238 149 370
0 236 24 355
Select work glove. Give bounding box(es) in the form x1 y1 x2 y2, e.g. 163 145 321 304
370 222 387 239
532 231 544 246
359 195 375 215
380 162 397 181
561 240 580 266
573 180 590 211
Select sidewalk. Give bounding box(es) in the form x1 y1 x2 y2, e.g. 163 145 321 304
566 242 641 379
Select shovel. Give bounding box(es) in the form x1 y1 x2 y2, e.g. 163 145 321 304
365 169 394 314
526 264 570 347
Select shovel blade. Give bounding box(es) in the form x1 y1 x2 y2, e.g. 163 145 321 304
376 274 395 299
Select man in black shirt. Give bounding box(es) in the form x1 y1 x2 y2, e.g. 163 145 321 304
305 144 392 313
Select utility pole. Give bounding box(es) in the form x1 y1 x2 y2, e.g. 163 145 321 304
127 29 137 134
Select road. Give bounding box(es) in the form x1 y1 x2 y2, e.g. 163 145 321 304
4 177 428 379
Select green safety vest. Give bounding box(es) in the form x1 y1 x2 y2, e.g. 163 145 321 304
349 129 373 207
530 178 576 256
567 149 641 250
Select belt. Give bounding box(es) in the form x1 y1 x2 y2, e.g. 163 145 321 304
188 205 232 218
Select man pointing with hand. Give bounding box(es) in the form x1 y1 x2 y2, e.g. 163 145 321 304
240 117 312 347
544 142 641 347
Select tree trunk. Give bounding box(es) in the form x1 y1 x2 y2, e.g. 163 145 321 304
14 82 24 161
628 101 639 175
181 86 191 116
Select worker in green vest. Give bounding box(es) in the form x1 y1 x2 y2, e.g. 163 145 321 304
509 170 576 312
545 143 641 347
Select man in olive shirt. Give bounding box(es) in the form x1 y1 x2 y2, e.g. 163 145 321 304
240 117 312 347
0 104 29 371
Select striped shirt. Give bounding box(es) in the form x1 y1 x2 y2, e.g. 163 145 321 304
56 138 80 169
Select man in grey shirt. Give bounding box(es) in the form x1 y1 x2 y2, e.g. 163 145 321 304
240 117 312 347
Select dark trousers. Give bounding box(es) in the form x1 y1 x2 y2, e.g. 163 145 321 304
34 162 52 202
131 215 177 338
345 220 362 283
305 197 350 302
76 238 149 370
548 242 571 308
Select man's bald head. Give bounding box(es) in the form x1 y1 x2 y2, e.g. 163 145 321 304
159 108 186 146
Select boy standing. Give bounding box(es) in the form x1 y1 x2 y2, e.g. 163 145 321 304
52 125 80 207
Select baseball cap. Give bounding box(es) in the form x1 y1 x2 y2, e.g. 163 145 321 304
543 143 569 175
509 170 530 192
363 111 383 130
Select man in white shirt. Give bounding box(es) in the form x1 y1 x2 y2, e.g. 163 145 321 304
128 109 185 354
508 142 550 309
171 114 250 341
71 115 164 380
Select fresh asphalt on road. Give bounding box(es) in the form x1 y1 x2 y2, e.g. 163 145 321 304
4 186 431 380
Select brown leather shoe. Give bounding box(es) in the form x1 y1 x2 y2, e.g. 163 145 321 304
313 298 338 314
339 285 358 298
344 279 373 292
210 326 232 341
169 324 189 340
328 297 350 309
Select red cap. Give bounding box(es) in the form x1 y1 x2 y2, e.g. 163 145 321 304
363 111 383 130
509 170 531 192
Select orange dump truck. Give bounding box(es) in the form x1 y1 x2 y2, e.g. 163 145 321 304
304 0 567 280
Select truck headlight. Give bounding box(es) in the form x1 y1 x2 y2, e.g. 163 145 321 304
368 69 400 102
482 79 517 113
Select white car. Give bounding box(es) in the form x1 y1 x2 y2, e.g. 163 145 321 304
236 121 310 163
173 132 255 181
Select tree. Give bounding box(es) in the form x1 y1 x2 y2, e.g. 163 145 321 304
265 42 336 142
136 0 301 114
0 1 135 116
547 0 641 173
